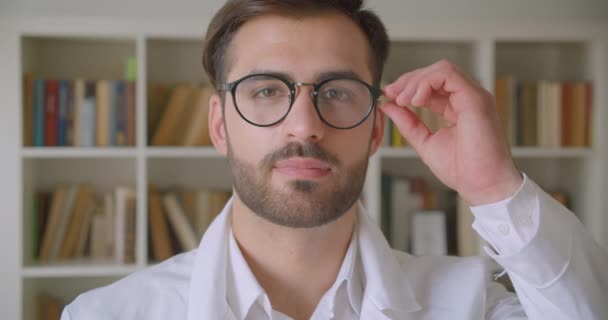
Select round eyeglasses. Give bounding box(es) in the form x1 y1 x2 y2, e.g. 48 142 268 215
218 73 382 130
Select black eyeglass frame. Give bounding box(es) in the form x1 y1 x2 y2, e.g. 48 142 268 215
218 73 382 130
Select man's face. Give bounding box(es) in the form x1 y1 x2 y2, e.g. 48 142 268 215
209 11 384 228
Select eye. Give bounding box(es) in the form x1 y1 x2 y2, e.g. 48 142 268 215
321 88 350 101
254 87 278 98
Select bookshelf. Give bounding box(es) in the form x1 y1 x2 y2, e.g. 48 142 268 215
1 17 607 320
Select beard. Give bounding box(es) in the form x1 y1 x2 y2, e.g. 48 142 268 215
227 139 369 228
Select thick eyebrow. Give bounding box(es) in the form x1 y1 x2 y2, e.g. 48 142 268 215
245 69 366 83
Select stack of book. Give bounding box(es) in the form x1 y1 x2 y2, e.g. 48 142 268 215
35 292 64 320
148 83 215 146
495 76 593 147
148 186 231 262
33 185 136 264
23 75 136 147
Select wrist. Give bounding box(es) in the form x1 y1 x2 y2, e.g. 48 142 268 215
461 169 524 206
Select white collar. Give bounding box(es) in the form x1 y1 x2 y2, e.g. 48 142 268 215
186 198 422 320
226 214 362 319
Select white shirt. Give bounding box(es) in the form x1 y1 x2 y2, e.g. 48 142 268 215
62 176 608 319
226 226 362 320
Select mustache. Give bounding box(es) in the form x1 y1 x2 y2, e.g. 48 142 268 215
262 142 340 169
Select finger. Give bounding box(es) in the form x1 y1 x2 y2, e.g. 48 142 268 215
395 70 428 107
385 60 456 99
409 78 459 124
379 102 432 151
383 69 422 99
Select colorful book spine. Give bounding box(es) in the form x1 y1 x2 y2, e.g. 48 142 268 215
33 79 45 147
57 80 70 146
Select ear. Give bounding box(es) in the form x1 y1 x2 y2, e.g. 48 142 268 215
209 93 228 156
369 107 385 157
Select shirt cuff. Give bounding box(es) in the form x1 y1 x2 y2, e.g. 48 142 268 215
470 174 573 287
470 173 536 255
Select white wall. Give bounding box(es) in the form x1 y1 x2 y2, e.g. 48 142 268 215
1 0 607 24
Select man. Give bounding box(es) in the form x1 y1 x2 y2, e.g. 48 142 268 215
62 0 607 319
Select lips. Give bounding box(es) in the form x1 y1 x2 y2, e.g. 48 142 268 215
273 158 331 179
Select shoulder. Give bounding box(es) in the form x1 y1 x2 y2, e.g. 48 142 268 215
65 250 197 320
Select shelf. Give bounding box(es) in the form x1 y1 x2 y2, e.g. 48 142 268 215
21 147 138 158
21 264 141 278
378 147 593 159
510 147 593 158
146 147 222 158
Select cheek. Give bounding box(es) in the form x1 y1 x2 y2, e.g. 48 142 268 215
225 107 274 161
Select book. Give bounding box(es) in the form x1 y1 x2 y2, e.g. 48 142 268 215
58 184 94 259
390 177 421 252
148 187 173 262
74 197 96 258
33 79 46 147
89 208 107 260
49 185 78 260
126 81 136 146
147 83 173 144
72 78 85 147
115 81 127 146
23 73 34 146
44 80 58 146
163 192 198 251
172 86 199 145
103 192 115 258
96 80 110 147
57 80 70 146
39 186 67 261
519 82 538 146
152 85 192 146
82 82 97 147
457 197 479 256
182 86 214 146
180 190 196 227
124 191 137 264
114 186 135 263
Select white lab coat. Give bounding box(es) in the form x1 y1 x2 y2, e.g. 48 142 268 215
62 178 608 319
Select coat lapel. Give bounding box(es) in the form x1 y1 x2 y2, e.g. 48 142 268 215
186 199 424 320
357 203 422 318
187 198 234 320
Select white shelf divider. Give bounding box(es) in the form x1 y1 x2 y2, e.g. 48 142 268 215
21 147 138 158
22 264 142 278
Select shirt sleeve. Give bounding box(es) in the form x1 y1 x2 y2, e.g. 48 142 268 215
470 173 539 256
470 173 608 319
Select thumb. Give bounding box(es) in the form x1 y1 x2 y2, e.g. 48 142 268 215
379 102 431 151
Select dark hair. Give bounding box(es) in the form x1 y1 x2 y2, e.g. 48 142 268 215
202 0 389 89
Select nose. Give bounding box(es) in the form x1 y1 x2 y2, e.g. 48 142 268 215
280 84 325 142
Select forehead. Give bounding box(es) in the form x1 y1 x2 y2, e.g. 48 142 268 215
225 11 373 83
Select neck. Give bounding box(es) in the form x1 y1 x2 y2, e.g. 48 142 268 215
231 193 357 320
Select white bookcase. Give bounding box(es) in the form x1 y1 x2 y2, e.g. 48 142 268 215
0 17 606 320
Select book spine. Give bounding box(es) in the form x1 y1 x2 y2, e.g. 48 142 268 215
33 79 46 147
57 80 70 146
44 80 58 146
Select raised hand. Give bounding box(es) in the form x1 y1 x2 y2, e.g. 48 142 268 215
380 60 523 206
